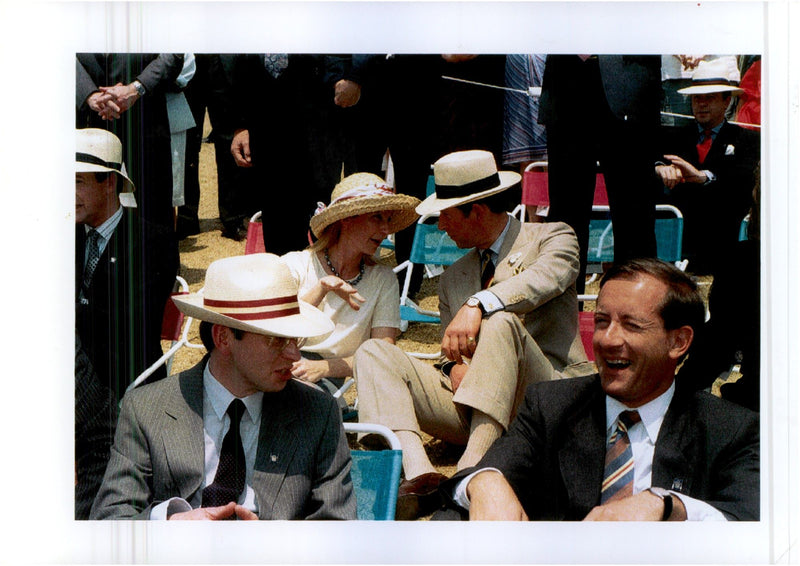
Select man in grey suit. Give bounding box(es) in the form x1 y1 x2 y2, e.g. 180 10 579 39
440 258 759 521
353 150 592 519
91 254 357 520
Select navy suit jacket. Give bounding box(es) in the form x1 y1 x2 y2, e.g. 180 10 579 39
444 375 759 521
75 209 178 403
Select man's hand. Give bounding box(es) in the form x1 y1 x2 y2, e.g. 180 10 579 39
449 362 469 393
441 304 482 364
231 129 253 167
334 79 361 107
169 502 259 520
583 490 687 521
86 91 121 119
291 359 330 383
467 471 528 521
655 163 683 190
97 82 140 117
663 154 708 184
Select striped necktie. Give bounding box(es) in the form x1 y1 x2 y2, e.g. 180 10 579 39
480 250 495 289
80 229 101 303
600 410 641 504
202 399 247 512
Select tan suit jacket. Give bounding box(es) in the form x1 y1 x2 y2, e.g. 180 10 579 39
90 359 356 520
439 217 587 370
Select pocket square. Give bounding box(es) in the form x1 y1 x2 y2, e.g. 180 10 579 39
725 144 735 156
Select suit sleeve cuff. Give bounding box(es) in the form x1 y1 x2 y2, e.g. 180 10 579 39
471 290 504 315
453 467 503 509
672 492 728 521
150 497 193 520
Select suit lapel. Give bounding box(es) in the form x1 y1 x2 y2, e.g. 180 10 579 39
251 385 302 518
161 362 206 500
494 218 524 284
558 382 606 514
651 387 695 495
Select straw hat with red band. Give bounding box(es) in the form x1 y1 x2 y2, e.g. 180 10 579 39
309 172 420 238
416 150 521 217
172 253 334 339
75 128 135 193
677 58 744 96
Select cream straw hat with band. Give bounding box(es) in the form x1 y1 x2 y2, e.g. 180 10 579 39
75 128 136 194
416 150 521 216
172 254 334 339
677 58 744 96
309 173 420 238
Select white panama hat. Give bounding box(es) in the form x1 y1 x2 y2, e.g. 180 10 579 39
75 128 136 194
172 253 334 339
677 58 744 96
416 150 521 216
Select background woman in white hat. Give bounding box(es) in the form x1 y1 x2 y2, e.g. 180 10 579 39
282 173 420 384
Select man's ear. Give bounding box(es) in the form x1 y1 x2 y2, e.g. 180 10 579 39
667 325 694 361
211 324 232 353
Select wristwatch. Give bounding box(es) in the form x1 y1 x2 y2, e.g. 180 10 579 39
647 487 674 521
132 80 146 97
465 296 484 313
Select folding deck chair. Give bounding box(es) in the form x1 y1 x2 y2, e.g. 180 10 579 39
344 422 403 520
127 276 205 395
245 211 266 255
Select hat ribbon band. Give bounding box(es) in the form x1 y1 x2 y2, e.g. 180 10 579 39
76 152 123 172
204 295 300 320
692 77 736 87
435 172 501 200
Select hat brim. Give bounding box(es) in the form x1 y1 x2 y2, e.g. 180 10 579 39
75 161 136 193
310 194 421 238
678 84 743 95
172 294 334 339
415 170 521 217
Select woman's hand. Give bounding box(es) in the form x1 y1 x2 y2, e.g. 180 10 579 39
291 359 330 383
319 276 366 310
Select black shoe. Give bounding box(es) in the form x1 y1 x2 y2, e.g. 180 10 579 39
221 224 246 241
176 218 201 240
395 472 448 520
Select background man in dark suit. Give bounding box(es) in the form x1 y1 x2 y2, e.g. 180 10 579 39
438 257 759 521
75 128 179 403
539 55 663 293
656 57 760 275
90 254 356 520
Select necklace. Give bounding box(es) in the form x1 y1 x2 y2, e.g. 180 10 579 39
324 249 365 286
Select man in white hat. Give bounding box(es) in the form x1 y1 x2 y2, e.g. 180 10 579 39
75 128 179 404
655 57 760 275
91 253 357 520
353 150 593 520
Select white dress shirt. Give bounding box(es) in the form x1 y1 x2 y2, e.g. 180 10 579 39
456 382 727 520
83 206 122 266
151 362 264 519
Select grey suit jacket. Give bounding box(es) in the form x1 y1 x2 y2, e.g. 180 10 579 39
438 217 587 370
90 359 356 520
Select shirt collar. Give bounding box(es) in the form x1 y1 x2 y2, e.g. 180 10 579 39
203 362 263 424
605 381 675 443
483 214 512 259
85 206 123 243
696 121 725 137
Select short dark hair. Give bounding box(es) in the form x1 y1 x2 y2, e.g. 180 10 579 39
92 171 123 193
600 258 705 335
199 321 244 351
455 182 522 216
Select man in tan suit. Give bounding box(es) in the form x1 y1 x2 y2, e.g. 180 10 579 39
353 150 591 519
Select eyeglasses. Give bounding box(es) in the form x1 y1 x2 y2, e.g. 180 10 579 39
264 335 306 352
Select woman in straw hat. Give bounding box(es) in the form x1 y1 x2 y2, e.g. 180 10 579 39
282 172 420 384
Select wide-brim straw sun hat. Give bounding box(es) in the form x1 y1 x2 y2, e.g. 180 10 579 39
416 150 521 216
677 58 744 96
75 128 136 193
172 253 334 339
309 173 420 238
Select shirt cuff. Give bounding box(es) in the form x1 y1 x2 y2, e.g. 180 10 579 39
453 467 504 510
472 290 504 315
672 492 728 521
701 170 716 185
150 497 193 520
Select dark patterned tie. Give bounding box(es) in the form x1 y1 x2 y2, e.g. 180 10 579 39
480 250 495 289
600 410 641 504
80 229 101 303
202 399 246 511
696 129 713 164
264 53 288 78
